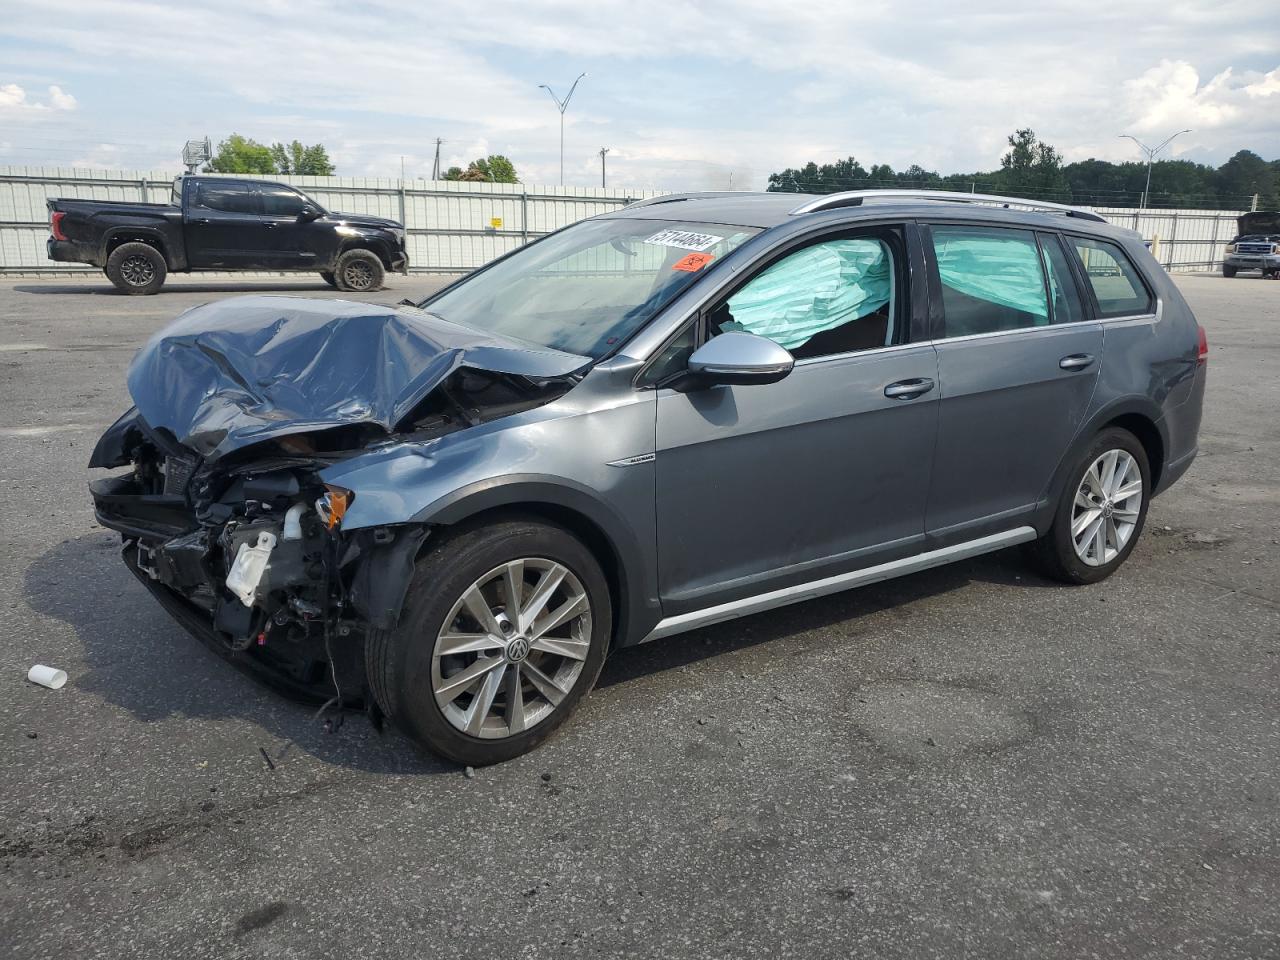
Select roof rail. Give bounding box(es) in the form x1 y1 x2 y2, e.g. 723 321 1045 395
789 189 1107 223
625 191 745 209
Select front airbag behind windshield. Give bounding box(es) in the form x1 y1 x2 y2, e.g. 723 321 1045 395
126 296 588 460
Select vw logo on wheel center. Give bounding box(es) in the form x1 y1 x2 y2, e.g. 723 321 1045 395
505 637 530 663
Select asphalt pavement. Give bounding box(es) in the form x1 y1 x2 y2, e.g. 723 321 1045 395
0 271 1277 959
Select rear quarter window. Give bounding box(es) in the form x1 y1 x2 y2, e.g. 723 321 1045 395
1068 236 1154 317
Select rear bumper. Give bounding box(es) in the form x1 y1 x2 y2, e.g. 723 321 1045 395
47 237 102 267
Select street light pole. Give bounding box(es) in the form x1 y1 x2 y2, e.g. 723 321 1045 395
599 147 609 188
538 73 587 187
1118 129 1192 209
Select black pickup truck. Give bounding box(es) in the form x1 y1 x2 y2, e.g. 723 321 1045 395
47 175 408 294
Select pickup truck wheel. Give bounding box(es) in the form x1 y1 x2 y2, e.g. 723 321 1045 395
334 249 384 293
319 270 338 288
1222 265 1237 278
106 242 166 295
366 519 610 766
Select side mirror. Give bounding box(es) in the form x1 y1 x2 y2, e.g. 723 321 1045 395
297 205 322 222
687 331 794 387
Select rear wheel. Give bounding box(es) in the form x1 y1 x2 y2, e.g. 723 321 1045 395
1029 427 1150 584
1222 265 1237 278
319 270 338 288
366 519 610 765
333 249 384 293
105 242 166 295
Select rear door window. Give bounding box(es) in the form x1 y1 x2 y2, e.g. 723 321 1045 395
192 181 258 215
930 225 1048 336
1068 236 1154 317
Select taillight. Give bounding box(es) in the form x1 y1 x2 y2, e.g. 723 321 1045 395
50 211 66 241
1196 325 1208 365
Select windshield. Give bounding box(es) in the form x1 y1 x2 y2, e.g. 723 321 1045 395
418 218 761 358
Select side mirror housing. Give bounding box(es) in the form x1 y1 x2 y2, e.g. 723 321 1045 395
298 205 322 222
686 331 794 387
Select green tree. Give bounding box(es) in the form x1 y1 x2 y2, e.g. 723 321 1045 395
996 128 1069 201
270 140 336 176
205 134 276 174
1215 150 1278 209
442 155 519 183
767 137 1277 209
766 156 869 192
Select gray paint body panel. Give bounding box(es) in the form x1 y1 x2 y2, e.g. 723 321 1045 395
655 343 939 614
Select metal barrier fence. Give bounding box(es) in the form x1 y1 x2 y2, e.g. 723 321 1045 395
0 167 1247 276
1100 207 1248 272
0 167 663 275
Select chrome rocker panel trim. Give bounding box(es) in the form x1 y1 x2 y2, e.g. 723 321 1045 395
640 526 1038 643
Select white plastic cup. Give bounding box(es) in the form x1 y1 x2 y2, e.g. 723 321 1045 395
27 665 67 690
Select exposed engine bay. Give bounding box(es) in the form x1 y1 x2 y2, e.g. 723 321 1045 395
89 294 587 705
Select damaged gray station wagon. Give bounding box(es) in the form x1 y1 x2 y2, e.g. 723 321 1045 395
90 190 1207 765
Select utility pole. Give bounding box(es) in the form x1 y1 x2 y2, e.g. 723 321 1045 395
599 147 609 188
538 73 587 186
1118 129 1192 209
431 138 444 181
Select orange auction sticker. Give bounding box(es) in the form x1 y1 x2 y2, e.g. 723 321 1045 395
672 252 715 272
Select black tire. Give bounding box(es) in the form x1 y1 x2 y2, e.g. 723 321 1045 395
319 270 338 288
333 249 385 293
366 519 611 766
105 242 166 295
1222 265 1237 278
1029 427 1151 585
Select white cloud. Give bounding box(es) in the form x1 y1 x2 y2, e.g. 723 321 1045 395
0 82 77 111
47 85 76 110
0 83 27 108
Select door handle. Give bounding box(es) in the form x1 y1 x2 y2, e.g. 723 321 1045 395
1059 353 1095 371
264 221 277 229
192 217 211 225
884 377 935 400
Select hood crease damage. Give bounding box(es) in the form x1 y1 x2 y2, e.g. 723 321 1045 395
121 295 588 462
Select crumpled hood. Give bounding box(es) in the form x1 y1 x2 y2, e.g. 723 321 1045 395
126 296 588 461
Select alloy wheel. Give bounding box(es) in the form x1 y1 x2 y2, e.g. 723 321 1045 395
342 260 374 290
431 558 592 739
120 255 155 286
1071 449 1143 566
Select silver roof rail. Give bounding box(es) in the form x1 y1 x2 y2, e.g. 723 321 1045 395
789 190 1107 223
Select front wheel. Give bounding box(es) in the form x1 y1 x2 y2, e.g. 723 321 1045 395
1029 428 1151 584
333 249 385 293
1222 265 1237 278
366 519 611 765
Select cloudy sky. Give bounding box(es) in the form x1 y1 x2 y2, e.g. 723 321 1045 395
1 1 1276 189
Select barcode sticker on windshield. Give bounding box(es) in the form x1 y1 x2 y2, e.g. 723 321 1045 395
644 229 723 252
